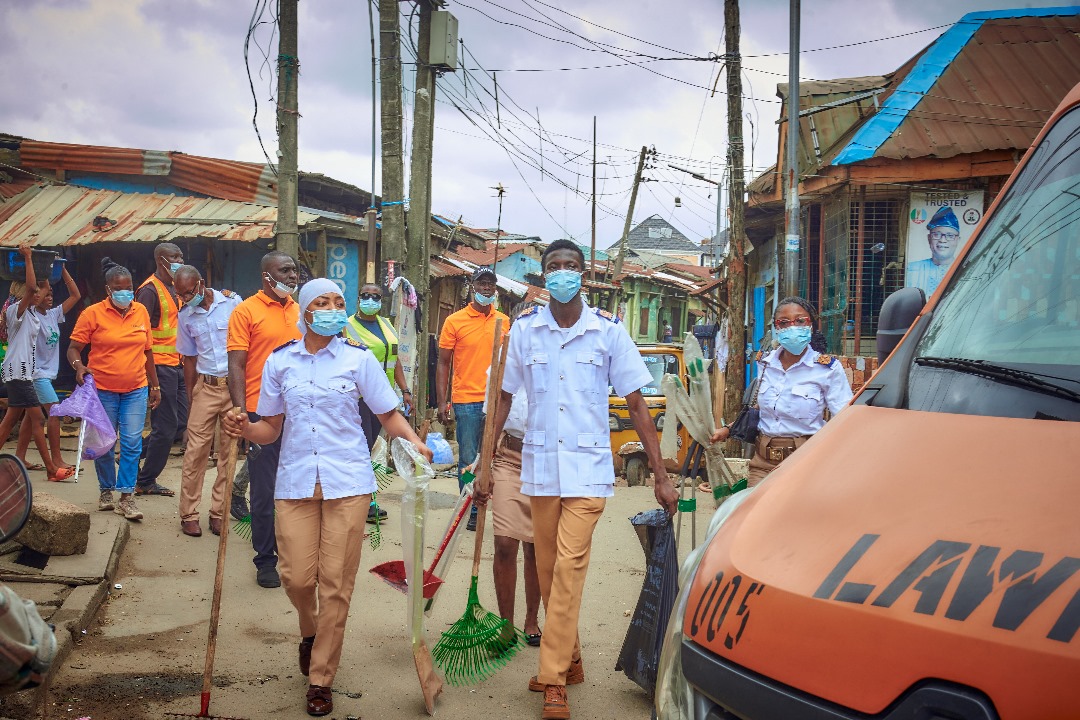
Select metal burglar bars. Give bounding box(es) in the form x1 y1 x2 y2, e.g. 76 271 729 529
819 193 850 353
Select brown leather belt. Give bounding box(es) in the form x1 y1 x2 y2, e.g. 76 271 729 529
757 435 810 464
200 374 229 387
502 433 524 452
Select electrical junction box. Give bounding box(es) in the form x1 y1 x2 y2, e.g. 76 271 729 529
429 10 458 70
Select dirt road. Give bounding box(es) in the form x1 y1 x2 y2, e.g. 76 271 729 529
1 449 716 720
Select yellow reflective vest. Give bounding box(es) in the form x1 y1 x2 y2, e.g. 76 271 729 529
343 314 398 384
138 275 179 367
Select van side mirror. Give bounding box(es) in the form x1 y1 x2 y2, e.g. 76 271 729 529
876 287 926 365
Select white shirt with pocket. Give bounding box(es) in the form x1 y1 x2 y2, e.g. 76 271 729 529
2 305 40 383
756 347 853 437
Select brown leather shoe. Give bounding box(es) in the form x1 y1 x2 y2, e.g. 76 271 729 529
305 684 333 717
208 516 223 536
299 635 315 676
181 519 202 537
530 658 584 691
542 684 570 720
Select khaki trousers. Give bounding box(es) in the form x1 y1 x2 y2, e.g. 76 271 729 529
275 484 370 687
179 380 234 522
530 496 606 686
747 435 810 487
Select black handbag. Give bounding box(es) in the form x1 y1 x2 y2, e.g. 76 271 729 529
728 377 761 444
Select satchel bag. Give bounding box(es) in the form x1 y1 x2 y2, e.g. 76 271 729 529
728 376 761 444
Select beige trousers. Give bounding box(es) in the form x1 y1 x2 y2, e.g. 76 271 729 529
530 496 606 686
747 435 810 487
275 484 370 687
179 380 234 522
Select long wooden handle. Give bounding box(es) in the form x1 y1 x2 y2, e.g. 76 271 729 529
200 408 243 709
470 321 507 576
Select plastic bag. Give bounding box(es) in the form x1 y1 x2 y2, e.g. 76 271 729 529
49 376 117 460
425 432 453 465
393 437 434 640
423 484 473 616
616 509 678 697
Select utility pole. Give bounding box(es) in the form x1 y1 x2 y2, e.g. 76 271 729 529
379 0 406 276
608 145 649 313
668 162 722 268
782 0 802 296
590 116 597 285
407 0 437 422
722 0 747 436
365 0 378 284
275 0 300 260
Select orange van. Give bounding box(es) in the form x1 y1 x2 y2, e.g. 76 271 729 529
659 83 1080 719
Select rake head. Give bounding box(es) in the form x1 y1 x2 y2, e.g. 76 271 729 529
230 514 251 541
432 578 525 686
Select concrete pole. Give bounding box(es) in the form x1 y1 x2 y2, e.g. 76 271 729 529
782 0 801 297
275 0 300 260
379 0 406 272
722 0 748 434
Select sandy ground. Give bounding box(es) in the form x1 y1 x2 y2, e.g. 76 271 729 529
0 442 718 720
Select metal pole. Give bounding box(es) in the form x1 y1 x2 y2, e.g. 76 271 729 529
783 0 801 297
276 0 300 260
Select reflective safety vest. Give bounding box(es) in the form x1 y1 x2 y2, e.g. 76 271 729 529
138 275 180 367
343 314 398 383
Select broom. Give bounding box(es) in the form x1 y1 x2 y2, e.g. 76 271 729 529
431 323 525 685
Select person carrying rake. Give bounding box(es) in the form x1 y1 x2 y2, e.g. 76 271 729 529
473 240 677 720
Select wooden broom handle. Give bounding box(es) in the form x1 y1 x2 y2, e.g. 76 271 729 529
470 320 507 575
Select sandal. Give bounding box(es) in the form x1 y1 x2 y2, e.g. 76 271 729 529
525 632 542 647
47 467 76 482
135 483 175 497
23 462 45 471
697 481 711 493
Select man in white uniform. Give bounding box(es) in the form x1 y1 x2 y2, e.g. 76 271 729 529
477 240 677 720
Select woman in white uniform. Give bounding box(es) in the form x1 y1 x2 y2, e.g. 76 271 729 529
224 278 431 717
711 296 853 486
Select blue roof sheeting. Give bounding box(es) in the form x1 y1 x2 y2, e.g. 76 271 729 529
832 6 1080 165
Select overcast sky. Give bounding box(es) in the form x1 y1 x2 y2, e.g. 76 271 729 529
0 0 1068 249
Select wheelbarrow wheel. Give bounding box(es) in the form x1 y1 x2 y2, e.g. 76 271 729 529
625 457 648 487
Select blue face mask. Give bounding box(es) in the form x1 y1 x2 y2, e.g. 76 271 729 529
308 309 348 337
545 270 582 304
776 325 812 355
168 262 183 276
185 283 205 309
109 289 134 308
358 298 383 316
473 292 495 307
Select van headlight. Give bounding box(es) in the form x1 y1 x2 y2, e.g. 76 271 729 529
655 412 665 431
608 414 620 431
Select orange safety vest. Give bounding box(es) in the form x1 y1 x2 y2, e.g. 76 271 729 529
138 275 180 367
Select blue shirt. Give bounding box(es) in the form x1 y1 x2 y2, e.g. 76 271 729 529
177 289 242 377
756 347 853 437
257 336 400 500
501 299 653 498
906 258 952 297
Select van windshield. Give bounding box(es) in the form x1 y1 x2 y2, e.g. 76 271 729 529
917 106 1080 377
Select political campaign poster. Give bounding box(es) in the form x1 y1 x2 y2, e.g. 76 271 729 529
906 190 984 297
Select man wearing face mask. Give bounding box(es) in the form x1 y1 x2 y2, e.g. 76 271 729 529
709 296 852 487
134 242 187 497
436 266 508 531
174 265 242 538
227 251 302 588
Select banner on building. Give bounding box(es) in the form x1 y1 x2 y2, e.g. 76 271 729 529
905 190 984 297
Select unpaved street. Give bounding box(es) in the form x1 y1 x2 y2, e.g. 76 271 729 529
0 449 714 720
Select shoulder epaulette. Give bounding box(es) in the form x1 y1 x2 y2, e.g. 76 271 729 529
593 307 619 323
344 337 368 350
754 350 766 363
221 289 236 298
815 353 836 366
272 339 298 353
519 305 539 318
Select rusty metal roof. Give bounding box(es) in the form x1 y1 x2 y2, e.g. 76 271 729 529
834 9 1080 164
0 185 319 247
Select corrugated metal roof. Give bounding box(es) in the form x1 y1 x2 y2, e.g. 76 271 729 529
0 178 39 200
450 242 535 266
0 185 318 247
834 9 1080 164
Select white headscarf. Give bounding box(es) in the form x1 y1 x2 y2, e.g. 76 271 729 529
296 278 345 335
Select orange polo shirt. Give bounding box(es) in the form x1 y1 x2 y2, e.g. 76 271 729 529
69 300 153 393
227 291 301 412
438 304 509 404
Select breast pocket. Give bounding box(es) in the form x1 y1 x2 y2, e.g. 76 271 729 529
788 383 824 421
526 353 549 393
574 352 605 401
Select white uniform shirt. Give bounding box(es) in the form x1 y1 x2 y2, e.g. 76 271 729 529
258 336 399 500
33 306 65 381
483 369 528 439
756 347 853 437
176 290 242 377
2 305 40 382
502 300 653 498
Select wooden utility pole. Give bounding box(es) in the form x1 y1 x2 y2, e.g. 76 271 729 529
379 0 406 274
407 0 437 422
608 145 648 313
275 0 300 260
722 0 747 433
590 116 597 284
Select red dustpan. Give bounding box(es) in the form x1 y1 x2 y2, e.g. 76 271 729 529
371 495 472 600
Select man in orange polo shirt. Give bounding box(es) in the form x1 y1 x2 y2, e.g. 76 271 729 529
227 251 301 589
436 266 508 530
134 242 186 497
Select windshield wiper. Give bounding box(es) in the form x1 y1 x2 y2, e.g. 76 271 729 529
915 356 1080 404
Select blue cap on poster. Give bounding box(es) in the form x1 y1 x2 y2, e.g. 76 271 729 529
927 206 959 232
